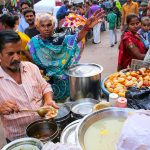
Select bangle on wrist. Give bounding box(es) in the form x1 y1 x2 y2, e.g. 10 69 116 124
83 25 91 32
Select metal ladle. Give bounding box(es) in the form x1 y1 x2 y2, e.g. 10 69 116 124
21 107 51 117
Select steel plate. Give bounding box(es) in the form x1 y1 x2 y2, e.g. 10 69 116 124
60 120 81 145
72 102 95 115
70 99 99 116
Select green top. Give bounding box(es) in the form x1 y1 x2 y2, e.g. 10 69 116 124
107 12 117 30
116 0 122 12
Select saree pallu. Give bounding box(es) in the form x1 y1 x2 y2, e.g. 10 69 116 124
118 31 146 70
27 34 81 100
17 31 30 61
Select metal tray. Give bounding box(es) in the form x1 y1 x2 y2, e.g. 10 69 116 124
60 120 81 145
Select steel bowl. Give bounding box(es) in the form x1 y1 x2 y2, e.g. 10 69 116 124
71 99 99 119
1 137 43 150
65 98 99 119
101 69 131 98
26 119 59 143
101 76 110 97
76 107 134 150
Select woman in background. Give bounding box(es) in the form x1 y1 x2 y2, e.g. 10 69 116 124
27 11 104 101
118 14 146 71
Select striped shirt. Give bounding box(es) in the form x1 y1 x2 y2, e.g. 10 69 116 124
0 61 53 140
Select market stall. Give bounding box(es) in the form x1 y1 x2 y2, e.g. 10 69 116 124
1 63 103 149
1 36 150 148
2 61 150 149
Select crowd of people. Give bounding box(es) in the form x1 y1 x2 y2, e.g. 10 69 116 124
0 0 149 144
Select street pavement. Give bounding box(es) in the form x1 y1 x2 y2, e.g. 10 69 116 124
0 29 121 148
80 29 121 79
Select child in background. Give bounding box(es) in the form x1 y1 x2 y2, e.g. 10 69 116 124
138 17 150 50
107 7 117 47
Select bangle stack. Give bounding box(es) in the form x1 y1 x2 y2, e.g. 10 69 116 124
83 25 91 32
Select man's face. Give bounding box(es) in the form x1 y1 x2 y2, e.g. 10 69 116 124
37 18 55 39
141 5 147 11
25 12 35 25
66 2 70 7
21 4 29 13
0 41 22 72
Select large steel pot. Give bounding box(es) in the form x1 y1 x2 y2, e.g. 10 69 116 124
66 63 103 100
76 107 134 150
1 137 43 150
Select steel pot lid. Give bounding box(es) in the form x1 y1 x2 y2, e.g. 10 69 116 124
60 119 81 145
1 137 43 150
66 63 103 77
71 99 99 116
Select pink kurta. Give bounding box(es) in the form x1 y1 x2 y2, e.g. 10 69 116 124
0 62 52 140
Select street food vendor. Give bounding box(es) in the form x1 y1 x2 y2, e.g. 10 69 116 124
0 30 58 142
26 10 104 101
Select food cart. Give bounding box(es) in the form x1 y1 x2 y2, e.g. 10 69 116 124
2 62 150 149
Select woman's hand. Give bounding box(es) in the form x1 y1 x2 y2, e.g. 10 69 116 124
77 9 105 43
85 9 105 29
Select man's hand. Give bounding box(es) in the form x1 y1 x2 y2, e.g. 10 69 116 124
44 100 59 109
85 9 105 29
120 25 124 32
43 92 59 109
0 101 19 115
